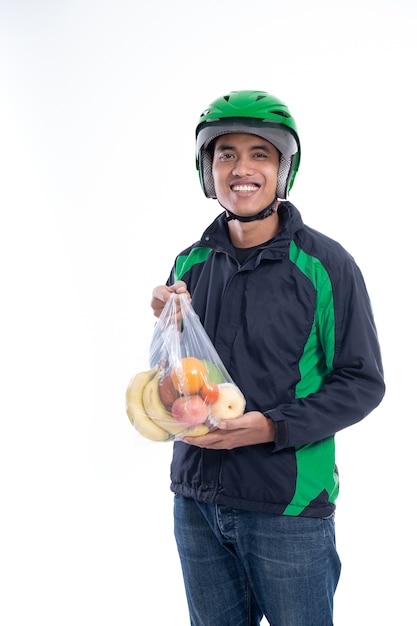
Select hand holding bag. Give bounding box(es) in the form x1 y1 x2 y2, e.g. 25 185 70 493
125 294 246 442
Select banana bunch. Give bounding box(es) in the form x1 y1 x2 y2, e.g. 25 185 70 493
125 365 209 442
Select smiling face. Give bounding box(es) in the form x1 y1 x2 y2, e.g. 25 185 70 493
211 133 280 218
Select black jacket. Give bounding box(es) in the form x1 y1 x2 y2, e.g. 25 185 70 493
168 202 385 517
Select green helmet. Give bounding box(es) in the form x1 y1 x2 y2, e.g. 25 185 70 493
196 90 301 200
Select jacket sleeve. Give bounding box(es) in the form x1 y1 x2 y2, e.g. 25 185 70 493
265 257 385 451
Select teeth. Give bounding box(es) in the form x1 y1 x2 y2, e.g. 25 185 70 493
232 185 258 192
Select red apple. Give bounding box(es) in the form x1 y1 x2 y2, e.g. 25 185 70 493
200 381 219 404
159 374 180 409
171 395 209 426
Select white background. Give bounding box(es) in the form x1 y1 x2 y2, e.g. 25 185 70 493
0 1 415 624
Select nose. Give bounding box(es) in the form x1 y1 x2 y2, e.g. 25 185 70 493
232 154 254 177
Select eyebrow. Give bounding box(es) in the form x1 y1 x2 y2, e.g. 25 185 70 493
215 142 274 153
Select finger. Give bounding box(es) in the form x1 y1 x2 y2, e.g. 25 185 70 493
170 280 188 294
151 285 171 304
181 432 223 447
217 415 249 430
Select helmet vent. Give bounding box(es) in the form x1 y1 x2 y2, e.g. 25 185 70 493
272 110 290 118
255 95 267 101
223 95 230 102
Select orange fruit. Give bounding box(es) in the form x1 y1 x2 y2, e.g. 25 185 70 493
171 357 208 395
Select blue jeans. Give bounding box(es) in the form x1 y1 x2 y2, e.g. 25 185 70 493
174 496 341 626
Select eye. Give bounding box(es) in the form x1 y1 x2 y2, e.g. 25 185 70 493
216 152 234 161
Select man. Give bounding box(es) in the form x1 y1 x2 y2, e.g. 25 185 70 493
151 90 385 625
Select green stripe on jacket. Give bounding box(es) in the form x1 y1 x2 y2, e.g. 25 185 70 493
284 241 339 515
174 247 212 281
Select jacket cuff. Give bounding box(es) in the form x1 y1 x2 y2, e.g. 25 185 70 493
274 419 289 447
264 411 289 451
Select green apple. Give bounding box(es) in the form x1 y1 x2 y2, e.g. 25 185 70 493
202 359 223 384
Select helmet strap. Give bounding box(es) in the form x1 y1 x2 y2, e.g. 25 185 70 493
224 197 279 222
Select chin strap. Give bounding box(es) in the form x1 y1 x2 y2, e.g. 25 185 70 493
225 198 280 222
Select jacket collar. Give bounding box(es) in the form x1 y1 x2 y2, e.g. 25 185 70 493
199 201 304 254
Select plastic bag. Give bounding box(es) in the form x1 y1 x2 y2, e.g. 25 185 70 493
125 293 246 442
